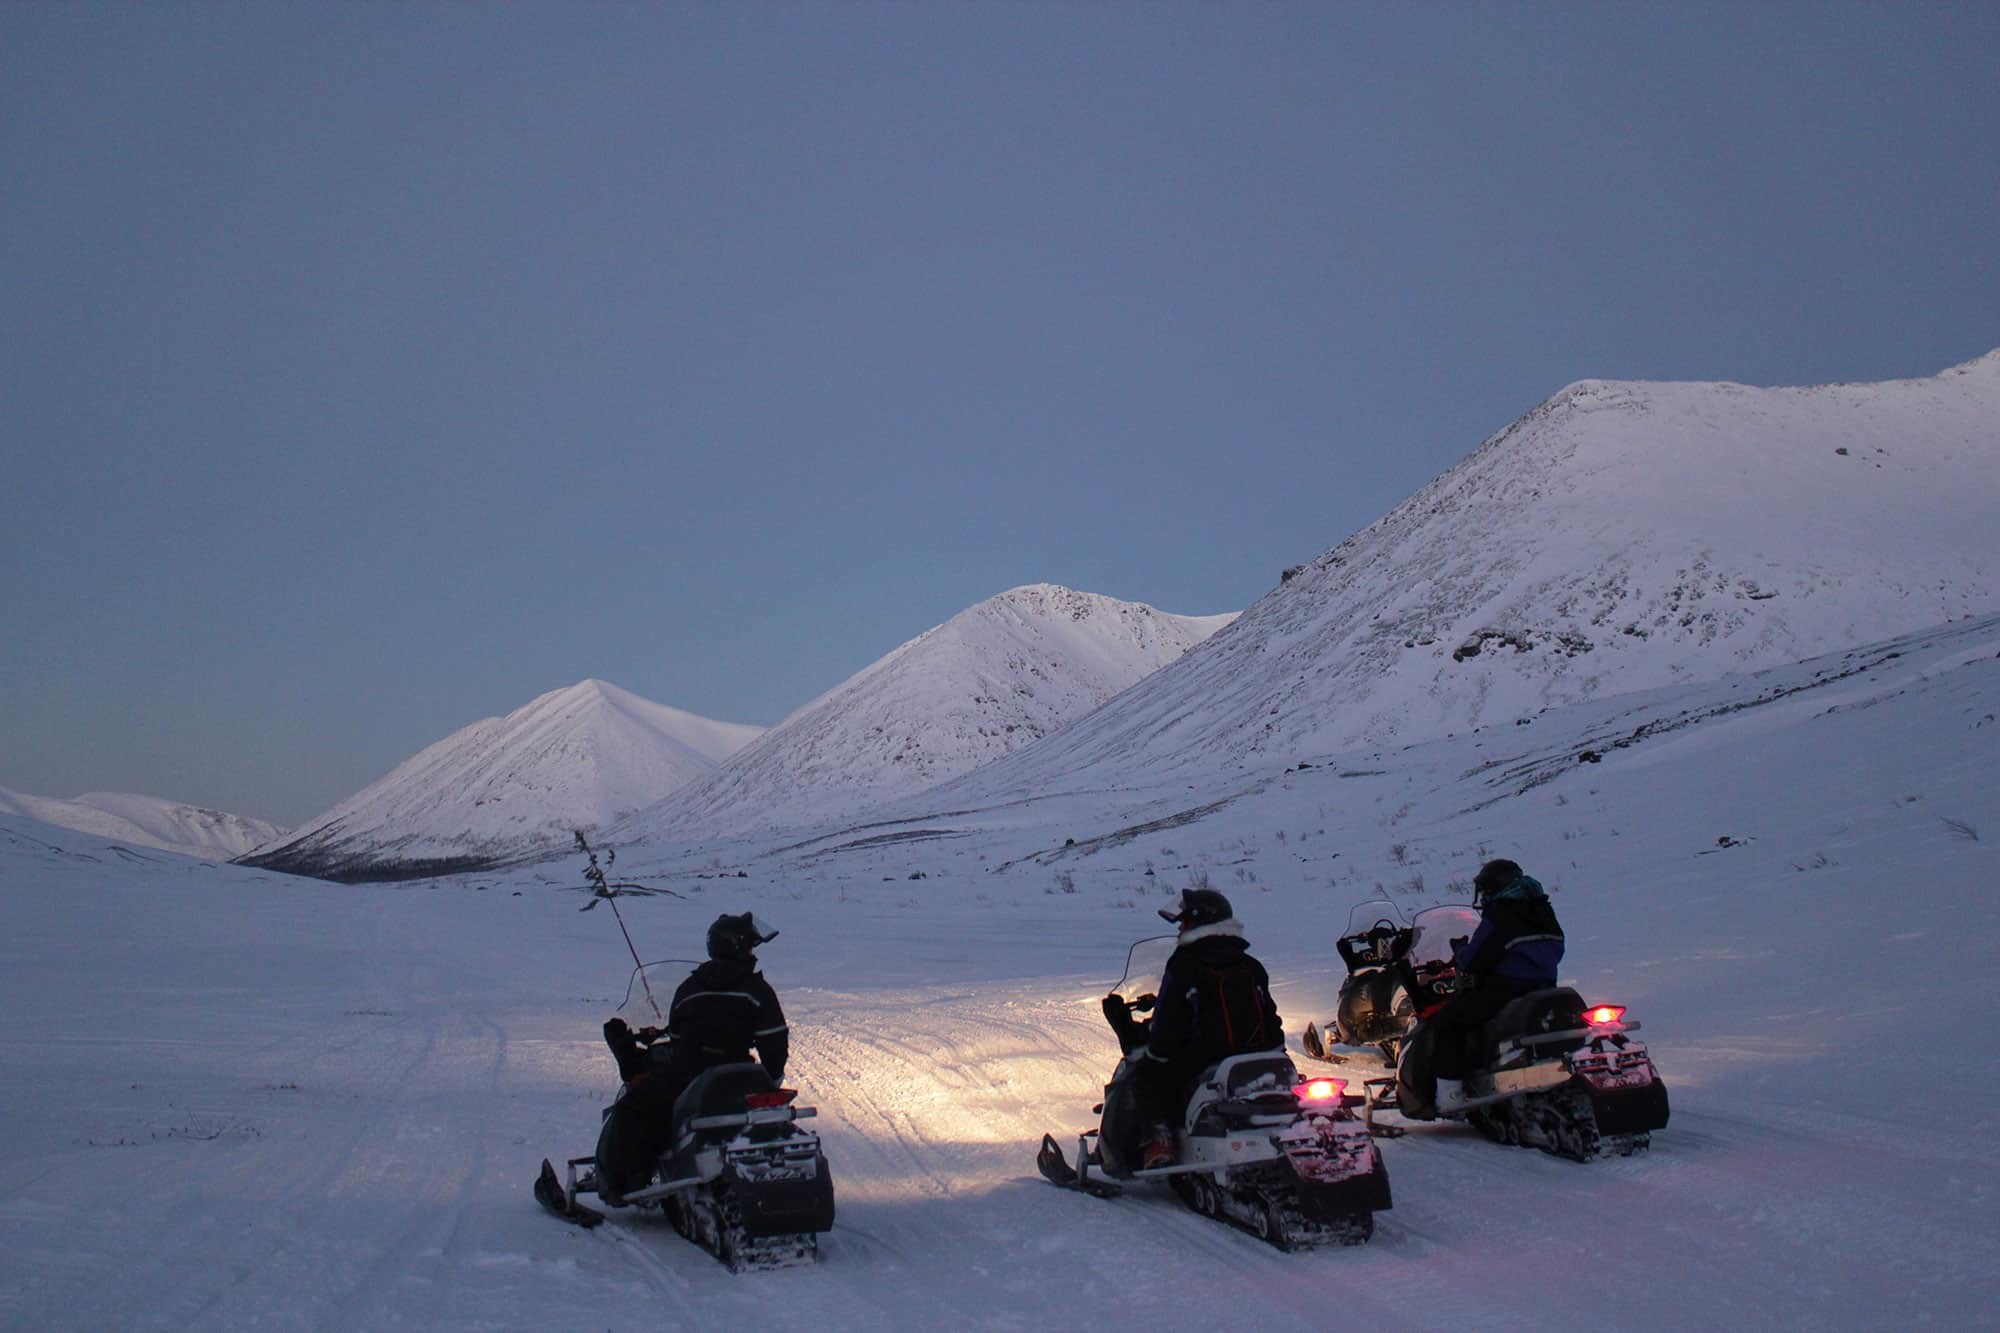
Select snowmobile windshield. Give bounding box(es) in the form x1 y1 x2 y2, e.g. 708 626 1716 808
1406 905 1481 970
1112 935 1180 1006
614 959 699 1030
1342 897 1406 936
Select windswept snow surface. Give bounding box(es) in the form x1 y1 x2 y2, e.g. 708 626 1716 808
241 679 762 881
0 787 283 860
620 584 1234 839
947 352 2000 794
4 613 1997 1330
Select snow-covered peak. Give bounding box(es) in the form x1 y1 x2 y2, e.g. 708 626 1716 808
0 787 285 860
617 585 1235 839
938 353 2000 794
240 680 763 881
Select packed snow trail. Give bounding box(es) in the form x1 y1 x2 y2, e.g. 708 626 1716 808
3 867 1996 1330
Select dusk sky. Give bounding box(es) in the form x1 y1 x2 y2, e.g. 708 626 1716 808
4 2 1996 827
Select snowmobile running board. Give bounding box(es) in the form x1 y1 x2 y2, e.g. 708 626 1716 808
1362 1064 1572 1130
563 1154 711 1208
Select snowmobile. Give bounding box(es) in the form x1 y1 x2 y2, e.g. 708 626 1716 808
1302 898 1416 1065
1364 905 1671 1161
1036 935 1391 1248
534 960 836 1271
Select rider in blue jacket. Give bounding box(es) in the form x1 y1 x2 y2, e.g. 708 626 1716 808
1432 859 1565 1107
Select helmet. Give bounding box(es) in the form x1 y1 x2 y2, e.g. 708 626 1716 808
706 911 779 961
1472 859 1523 905
1158 887 1233 930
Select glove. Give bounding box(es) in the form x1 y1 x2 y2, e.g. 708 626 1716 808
1101 993 1127 1025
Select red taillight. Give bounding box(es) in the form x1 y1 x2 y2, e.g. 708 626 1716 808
745 1089 799 1109
1586 1005 1627 1026
1295 1078 1346 1102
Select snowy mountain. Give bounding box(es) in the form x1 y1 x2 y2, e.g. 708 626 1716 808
618 584 1235 839
938 351 2000 796
0 786 285 860
240 679 763 881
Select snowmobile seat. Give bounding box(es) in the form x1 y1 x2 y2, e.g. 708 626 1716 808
672 1061 778 1130
1195 1050 1300 1128
1479 987 1587 1060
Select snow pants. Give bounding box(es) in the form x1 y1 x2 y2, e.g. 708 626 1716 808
594 1067 694 1199
1428 980 1537 1080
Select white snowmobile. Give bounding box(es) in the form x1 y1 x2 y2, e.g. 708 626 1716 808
1364 905 1671 1160
1037 935 1391 1248
534 960 836 1271
1302 897 1416 1066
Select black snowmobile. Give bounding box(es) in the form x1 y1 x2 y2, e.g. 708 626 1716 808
1302 898 1416 1065
1037 935 1391 1248
1364 906 1671 1161
535 960 836 1270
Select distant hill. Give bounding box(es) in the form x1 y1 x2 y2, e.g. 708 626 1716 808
239 679 762 881
0 787 285 860
616 584 1235 839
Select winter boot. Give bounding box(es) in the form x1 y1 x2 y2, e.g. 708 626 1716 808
1435 1077 1468 1112
1140 1126 1176 1170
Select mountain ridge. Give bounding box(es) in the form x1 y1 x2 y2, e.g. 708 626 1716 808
925 352 2000 801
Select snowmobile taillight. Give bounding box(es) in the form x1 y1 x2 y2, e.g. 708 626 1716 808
1586 1005 1627 1026
1296 1078 1346 1102
745 1089 799 1109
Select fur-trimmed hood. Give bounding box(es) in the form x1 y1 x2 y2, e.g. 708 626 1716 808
1175 918 1245 946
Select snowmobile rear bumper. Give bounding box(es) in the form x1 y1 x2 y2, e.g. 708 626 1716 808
1588 1077 1670 1137
733 1153 837 1238
1293 1159 1392 1219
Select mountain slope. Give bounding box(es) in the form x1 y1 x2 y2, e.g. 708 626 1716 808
620 584 1235 838
240 679 762 881
0 787 285 860
941 350 2000 795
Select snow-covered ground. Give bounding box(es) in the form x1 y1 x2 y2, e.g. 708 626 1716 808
4 612 1996 1330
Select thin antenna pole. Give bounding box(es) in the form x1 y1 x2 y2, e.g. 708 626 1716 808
576 831 665 1024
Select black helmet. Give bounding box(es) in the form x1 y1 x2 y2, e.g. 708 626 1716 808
1472 859 1523 905
706 911 778 961
1159 887 1233 930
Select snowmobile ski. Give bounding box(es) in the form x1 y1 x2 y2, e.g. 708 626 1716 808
1036 1134 1122 1199
535 1158 605 1228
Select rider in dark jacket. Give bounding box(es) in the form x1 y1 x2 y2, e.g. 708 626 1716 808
1430 860 1564 1106
1116 888 1283 1167
595 913 789 1203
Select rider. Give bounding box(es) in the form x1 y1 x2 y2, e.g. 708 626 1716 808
1108 887 1283 1169
1431 859 1565 1109
594 912 790 1204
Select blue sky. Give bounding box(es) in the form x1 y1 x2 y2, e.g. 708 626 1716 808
4 2 1996 826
